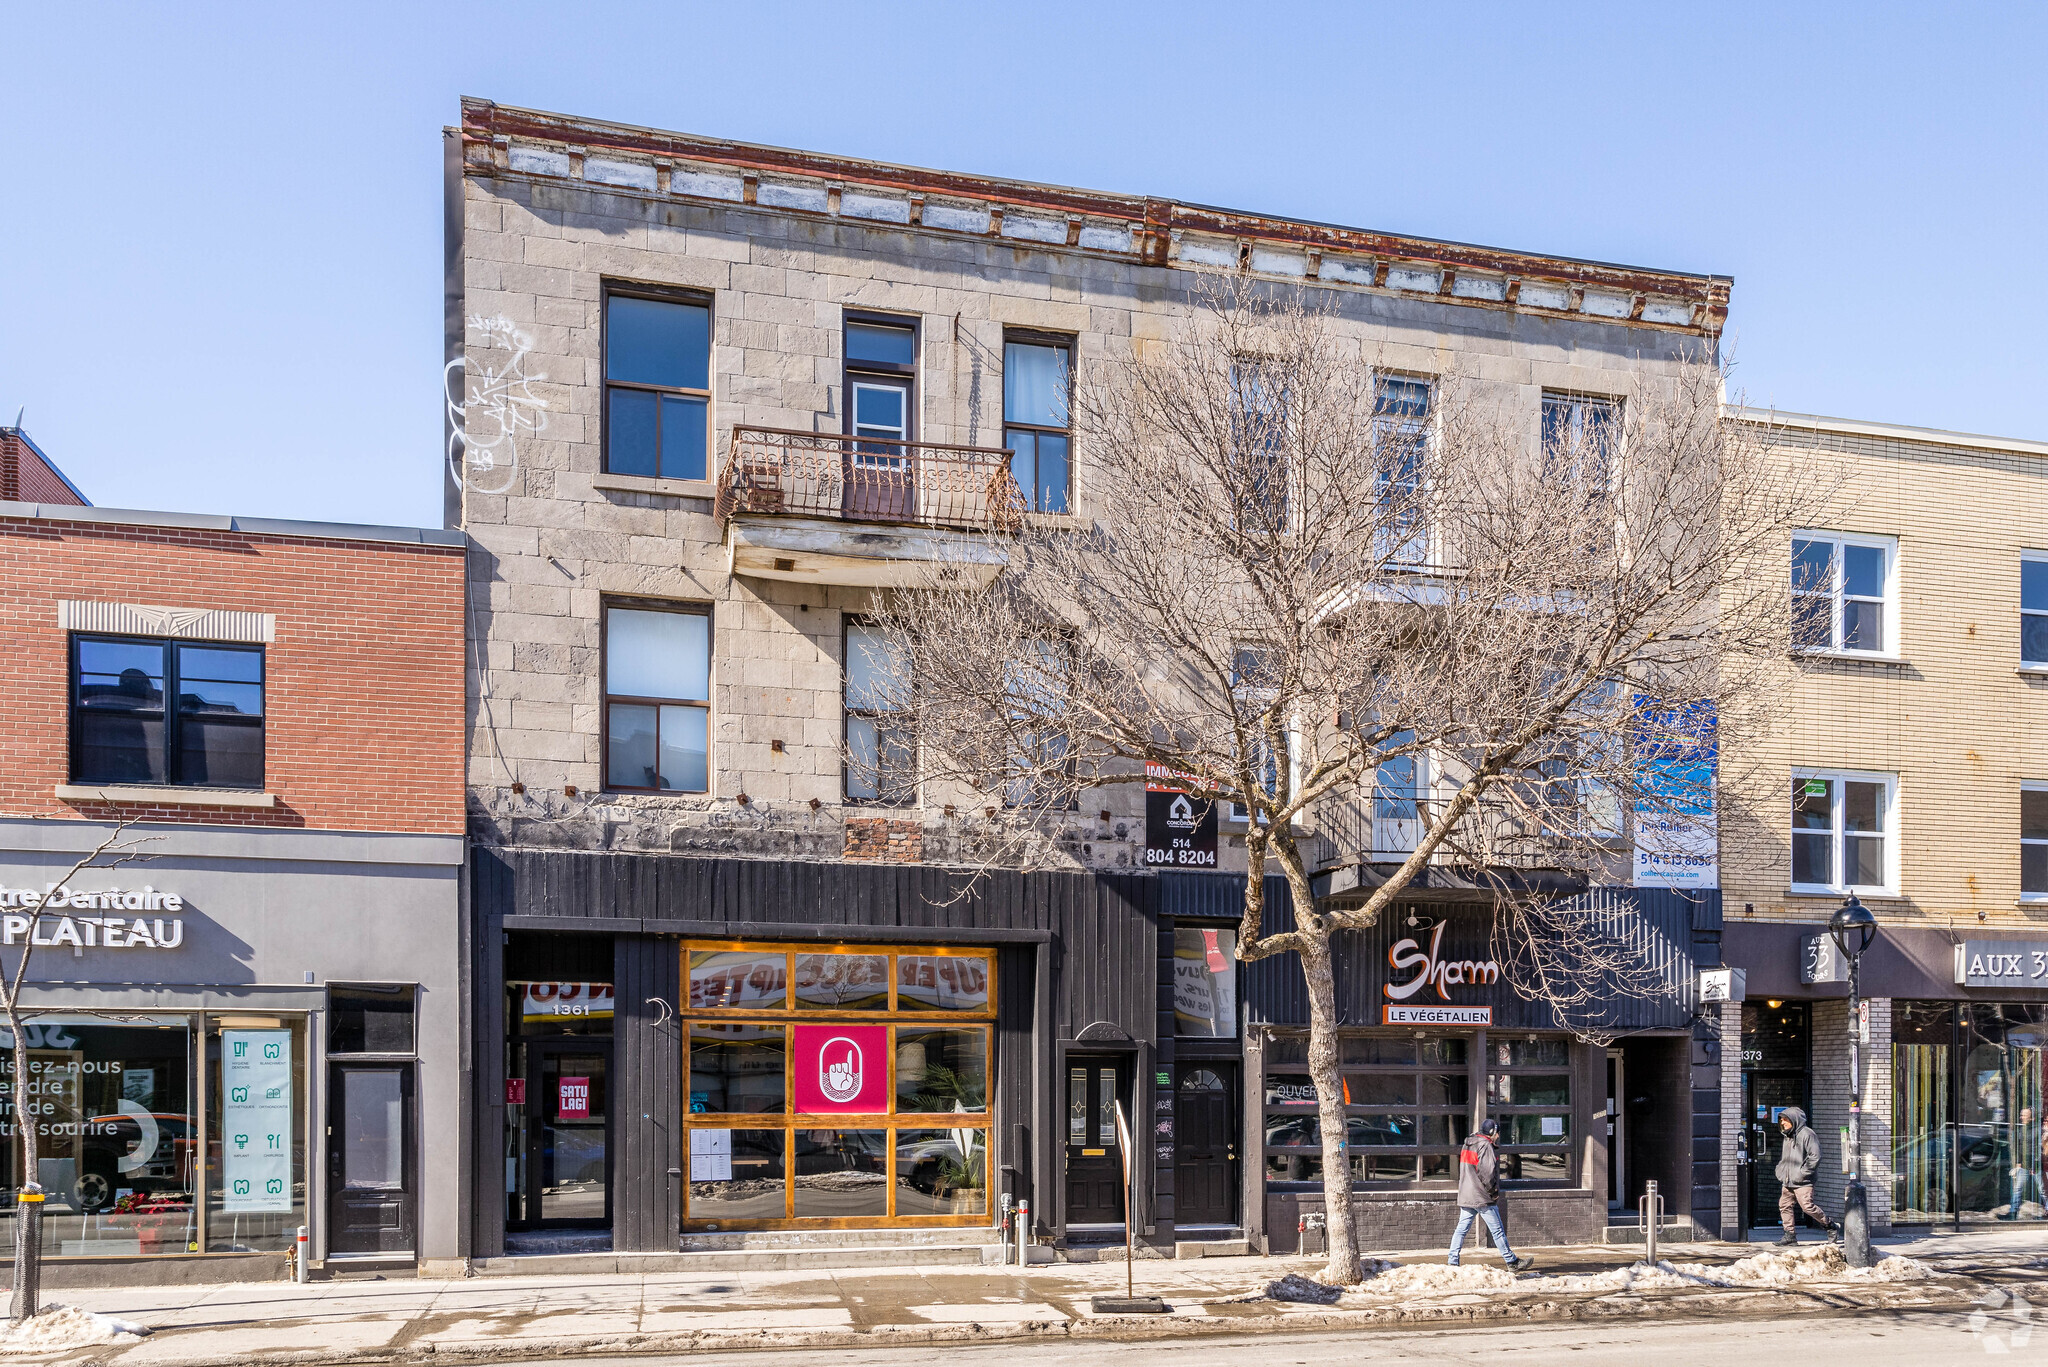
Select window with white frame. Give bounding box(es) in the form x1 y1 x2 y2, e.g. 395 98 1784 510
1790 770 1895 893
2024 783 2048 901
1371 733 1422 855
1791 533 1896 655
1372 376 1430 564
2022 554 2048 667
1540 392 1618 490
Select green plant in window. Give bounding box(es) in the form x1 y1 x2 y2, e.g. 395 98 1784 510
908 1061 985 1112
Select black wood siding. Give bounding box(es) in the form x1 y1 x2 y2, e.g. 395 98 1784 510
471 848 1158 1243
614 935 681 1252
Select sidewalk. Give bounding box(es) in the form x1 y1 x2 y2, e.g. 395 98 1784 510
14 1231 2045 1365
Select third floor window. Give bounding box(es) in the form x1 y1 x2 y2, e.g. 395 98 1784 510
604 292 711 481
1004 338 1071 514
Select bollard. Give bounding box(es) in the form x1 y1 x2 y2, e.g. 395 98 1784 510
1016 1198 1030 1268
1639 1180 1662 1266
295 1226 310 1283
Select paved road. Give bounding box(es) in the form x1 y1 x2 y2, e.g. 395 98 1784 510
520 1308 2017 1365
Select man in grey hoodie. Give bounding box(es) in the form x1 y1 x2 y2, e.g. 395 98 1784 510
1774 1106 1841 1245
1448 1118 1537 1270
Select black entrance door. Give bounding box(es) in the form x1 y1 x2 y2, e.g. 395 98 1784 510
327 1062 416 1255
1066 1055 1128 1225
513 1041 613 1228
1174 1062 1238 1226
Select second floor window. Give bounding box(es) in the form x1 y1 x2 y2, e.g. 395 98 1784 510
605 292 711 481
1791 770 1893 894
72 635 265 788
2024 554 2048 667
1228 362 1289 534
1004 338 1071 514
2025 784 2048 901
604 604 710 793
1791 532 1895 655
844 621 914 804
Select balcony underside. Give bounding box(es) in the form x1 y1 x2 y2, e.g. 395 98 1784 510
726 514 1007 589
1312 859 1589 906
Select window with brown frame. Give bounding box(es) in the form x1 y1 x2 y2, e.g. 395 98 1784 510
603 288 712 481
1003 334 1071 514
681 942 994 1228
603 601 710 793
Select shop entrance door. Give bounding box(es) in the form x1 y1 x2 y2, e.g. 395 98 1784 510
513 1042 612 1228
326 1062 416 1256
1606 1051 1625 1212
1066 1054 1128 1226
1174 1062 1239 1227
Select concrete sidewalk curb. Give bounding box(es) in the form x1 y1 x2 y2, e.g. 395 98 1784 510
63 1275 2010 1366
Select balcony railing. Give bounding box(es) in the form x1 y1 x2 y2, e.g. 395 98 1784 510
716 426 1027 533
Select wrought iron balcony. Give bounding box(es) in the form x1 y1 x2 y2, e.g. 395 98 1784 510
1308 790 1590 904
715 426 1024 587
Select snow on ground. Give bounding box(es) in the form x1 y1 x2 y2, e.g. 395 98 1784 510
1337 1246 1943 1303
0 1304 149 1354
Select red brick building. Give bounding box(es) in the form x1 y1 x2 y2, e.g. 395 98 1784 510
0 499 470 1280
0 427 89 506
0 506 466 831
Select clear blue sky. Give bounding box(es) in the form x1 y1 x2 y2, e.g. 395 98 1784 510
7 3 2044 526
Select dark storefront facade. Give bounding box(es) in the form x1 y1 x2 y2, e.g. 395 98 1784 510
470 850 1721 1256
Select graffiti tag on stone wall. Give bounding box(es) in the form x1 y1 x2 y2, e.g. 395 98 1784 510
446 315 548 495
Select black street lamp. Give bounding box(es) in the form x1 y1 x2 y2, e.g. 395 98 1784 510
1829 893 1879 1268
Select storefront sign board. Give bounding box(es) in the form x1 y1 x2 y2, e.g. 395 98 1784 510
221 1029 292 1213
792 1025 890 1113
1955 940 2048 988
1383 1005 1491 1025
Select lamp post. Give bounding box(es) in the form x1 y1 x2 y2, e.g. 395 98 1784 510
1829 894 1879 1268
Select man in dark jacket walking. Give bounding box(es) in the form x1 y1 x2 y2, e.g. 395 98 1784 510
1775 1106 1840 1245
1448 1118 1536 1270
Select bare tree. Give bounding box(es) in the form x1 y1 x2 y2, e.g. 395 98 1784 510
4 821 155 1321
858 276 1831 1283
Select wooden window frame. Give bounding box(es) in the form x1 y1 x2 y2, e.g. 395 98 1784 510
1001 330 1074 515
1261 1029 1474 1189
601 284 715 481
600 598 713 795
842 616 916 807
680 940 995 1229
842 312 920 446
68 633 266 789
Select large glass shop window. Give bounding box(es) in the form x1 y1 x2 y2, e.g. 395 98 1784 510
206 1016 309 1253
0 1016 197 1256
1894 1001 2048 1223
1262 1032 1572 1187
682 944 994 1227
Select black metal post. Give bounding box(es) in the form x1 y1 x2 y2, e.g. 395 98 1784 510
1843 951 1871 1266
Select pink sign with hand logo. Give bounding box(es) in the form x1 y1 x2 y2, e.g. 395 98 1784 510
792 1025 890 1114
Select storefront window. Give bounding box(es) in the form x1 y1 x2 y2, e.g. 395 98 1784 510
0 1016 198 1257
1173 927 1238 1037
1263 1032 1478 1187
206 1017 308 1253
1892 1002 2048 1224
1489 1037 1572 1180
680 942 995 1227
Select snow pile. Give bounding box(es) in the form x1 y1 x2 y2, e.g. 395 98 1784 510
1354 1263 1517 1296
1266 1273 1342 1304
0 1304 148 1354
1663 1246 1939 1286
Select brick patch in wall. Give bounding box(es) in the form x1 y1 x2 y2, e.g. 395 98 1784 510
843 817 922 863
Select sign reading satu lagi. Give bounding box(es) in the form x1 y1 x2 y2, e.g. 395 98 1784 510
1382 922 1499 1025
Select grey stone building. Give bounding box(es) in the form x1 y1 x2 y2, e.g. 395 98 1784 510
445 97 1729 1260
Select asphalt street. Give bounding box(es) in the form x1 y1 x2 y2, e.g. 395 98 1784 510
515 1307 2022 1365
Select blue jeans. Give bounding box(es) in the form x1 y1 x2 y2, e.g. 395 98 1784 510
1447 1203 1515 1265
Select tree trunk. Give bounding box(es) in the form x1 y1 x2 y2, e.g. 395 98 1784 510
8 1013 37 1321
1299 929 1361 1283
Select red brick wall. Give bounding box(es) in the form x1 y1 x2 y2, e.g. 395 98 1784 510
0 433 87 506
0 516 466 833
